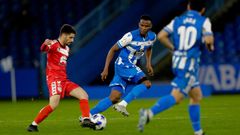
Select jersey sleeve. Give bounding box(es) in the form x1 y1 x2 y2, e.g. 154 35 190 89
202 18 213 36
163 19 175 34
40 43 50 52
117 32 133 48
151 33 157 47
40 40 58 52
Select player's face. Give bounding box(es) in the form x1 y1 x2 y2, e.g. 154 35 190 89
139 19 152 36
64 33 75 46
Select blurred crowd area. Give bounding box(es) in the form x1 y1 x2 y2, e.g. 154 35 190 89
0 0 101 68
0 0 239 75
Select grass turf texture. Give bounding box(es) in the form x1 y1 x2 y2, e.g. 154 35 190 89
0 94 239 135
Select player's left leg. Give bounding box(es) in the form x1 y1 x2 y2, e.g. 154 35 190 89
69 86 90 119
188 87 205 135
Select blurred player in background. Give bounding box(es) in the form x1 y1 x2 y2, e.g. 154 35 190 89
138 0 214 135
90 15 156 117
27 24 95 132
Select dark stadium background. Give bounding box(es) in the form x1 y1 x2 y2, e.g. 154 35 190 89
0 0 239 99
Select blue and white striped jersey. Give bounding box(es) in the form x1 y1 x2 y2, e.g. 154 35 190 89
164 10 213 72
116 29 156 68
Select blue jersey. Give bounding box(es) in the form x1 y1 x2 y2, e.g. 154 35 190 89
164 10 213 72
116 29 156 68
109 29 156 92
163 10 213 94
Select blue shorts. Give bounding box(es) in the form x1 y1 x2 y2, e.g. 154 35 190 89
109 65 145 93
171 68 199 96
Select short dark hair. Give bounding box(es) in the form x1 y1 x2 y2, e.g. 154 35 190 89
60 24 76 35
188 0 206 12
140 15 152 22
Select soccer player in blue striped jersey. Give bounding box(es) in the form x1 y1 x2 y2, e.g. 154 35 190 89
90 15 156 117
138 0 214 135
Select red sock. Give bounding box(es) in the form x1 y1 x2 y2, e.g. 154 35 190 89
79 99 90 118
34 105 53 124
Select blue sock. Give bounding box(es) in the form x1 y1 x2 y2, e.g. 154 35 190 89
90 97 112 115
189 104 201 132
150 95 176 115
124 84 147 103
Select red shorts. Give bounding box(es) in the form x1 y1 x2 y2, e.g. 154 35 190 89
47 79 79 98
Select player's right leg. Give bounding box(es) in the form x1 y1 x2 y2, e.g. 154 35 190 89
117 78 151 117
27 95 60 132
188 87 205 135
69 86 96 129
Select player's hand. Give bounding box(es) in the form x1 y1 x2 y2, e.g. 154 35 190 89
101 69 108 81
146 65 154 76
43 39 53 46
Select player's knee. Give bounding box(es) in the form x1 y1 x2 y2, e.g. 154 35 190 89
81 93 89 100
49 103 59 110
109 95 121 104
190 96 202 104
175 96 184 104
143 80 151 89
111 97 121 104
171 90 184 104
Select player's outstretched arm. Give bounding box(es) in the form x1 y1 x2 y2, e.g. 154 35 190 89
40 39 54 52
157 30 174 51
204 35 214 52
145 47 154 76
101 44 120 81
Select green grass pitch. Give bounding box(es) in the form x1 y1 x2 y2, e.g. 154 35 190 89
0 95 240 135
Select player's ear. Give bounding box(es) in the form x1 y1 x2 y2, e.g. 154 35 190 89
149 23 152 29
200 8 205 15
187 4 191 10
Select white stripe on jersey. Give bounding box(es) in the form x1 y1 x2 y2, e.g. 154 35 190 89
189 58 195 71
126 46 134 59
126 46 137 65
130 41 153 47
178 57 187 69
173 56 180 69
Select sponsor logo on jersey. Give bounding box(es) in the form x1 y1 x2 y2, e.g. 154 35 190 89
57 47 69 56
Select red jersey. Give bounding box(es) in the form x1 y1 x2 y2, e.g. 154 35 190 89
41 40 69 80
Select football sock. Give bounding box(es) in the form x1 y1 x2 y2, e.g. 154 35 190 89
189 104 202 132
31 121 38 126
122 84 147 105
80 99 90 118
150 95 176 115
33 105 53 125
90 97 112 115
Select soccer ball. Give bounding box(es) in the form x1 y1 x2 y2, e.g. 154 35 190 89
91 113 107 130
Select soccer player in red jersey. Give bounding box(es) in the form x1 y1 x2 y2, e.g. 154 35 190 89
27 24 95 132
